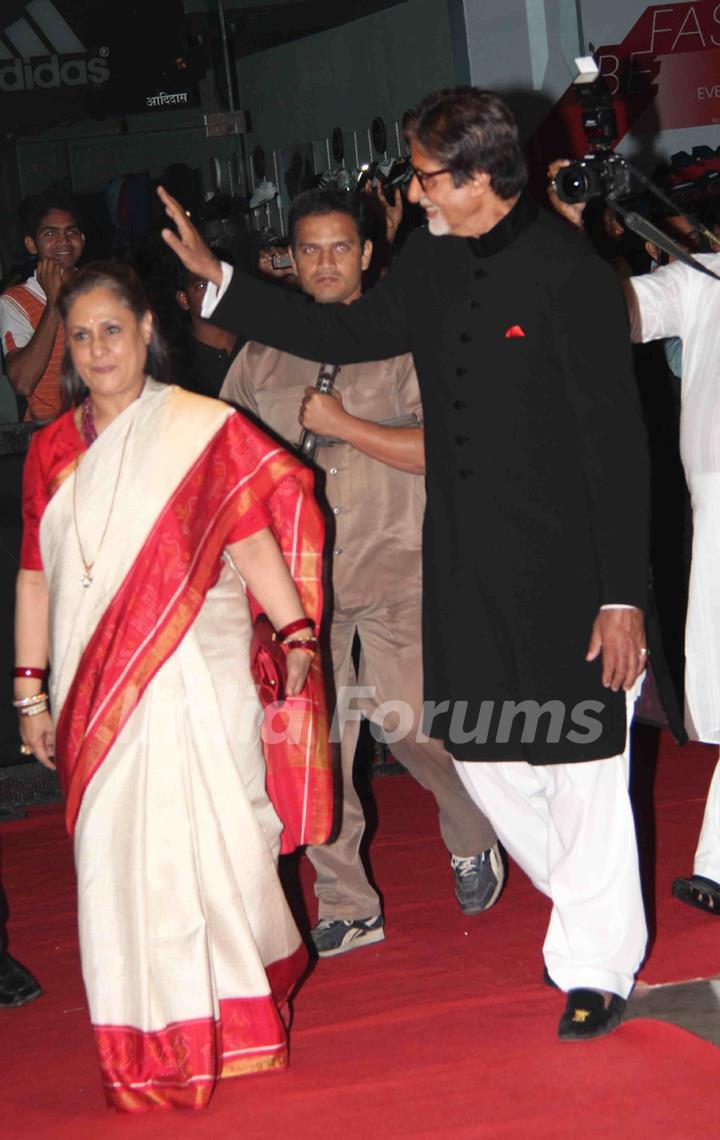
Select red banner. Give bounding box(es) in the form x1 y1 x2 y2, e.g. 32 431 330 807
528 2 720 177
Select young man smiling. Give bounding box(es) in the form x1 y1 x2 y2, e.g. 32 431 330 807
0 192 85 420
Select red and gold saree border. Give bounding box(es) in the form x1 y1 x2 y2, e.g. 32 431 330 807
97 942 307 1112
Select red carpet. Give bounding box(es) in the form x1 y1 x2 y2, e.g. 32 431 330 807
2 730 719 1137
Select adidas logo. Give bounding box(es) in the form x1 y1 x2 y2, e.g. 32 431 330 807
0 0 110 91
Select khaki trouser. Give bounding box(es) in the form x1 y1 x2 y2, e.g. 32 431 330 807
306 592 497 920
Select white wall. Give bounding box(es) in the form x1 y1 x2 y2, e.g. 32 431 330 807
236 0 455 155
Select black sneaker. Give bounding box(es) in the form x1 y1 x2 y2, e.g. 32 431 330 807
451 843 505 915
311 916 385 958
0 953 43 1008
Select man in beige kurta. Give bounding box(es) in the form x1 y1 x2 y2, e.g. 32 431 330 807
221 189 501 957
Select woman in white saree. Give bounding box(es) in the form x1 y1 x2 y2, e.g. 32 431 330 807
14 263 332 1112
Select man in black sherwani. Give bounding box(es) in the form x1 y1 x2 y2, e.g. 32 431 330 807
159 88 650 1042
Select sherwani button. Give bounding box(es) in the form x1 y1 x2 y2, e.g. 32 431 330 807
456 366 467 377
474 269 486 279
470 300 481 309
453 400 466 410
458 468 475 478
459 332 472 343
332 506 341 514
456 435 470 445
329 467 338 475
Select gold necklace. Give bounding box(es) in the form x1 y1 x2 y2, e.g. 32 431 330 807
72 418 134 588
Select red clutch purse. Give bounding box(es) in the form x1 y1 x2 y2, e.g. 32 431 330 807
250 614 287 706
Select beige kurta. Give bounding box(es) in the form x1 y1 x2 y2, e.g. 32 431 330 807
222 344 424 609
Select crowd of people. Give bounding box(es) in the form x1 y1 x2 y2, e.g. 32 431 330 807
1 85 718 1111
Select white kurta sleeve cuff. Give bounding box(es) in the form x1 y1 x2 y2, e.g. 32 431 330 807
201 261 234 318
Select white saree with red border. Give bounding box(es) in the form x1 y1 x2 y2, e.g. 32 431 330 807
27 380 331 1111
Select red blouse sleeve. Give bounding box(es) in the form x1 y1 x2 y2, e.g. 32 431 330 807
225 495 272 544
20 414 85 572
20 434 48 571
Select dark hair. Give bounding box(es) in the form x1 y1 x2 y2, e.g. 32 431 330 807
404 87 527 199
20 191 83 240
57 262 170 409
288 189 369 248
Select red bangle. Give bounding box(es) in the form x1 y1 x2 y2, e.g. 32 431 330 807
276 618 314 642
13 667 46 680
285 639 318 653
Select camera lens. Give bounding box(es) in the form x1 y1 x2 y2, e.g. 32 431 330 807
555 165 591 204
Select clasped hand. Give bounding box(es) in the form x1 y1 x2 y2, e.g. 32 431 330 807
37 258 67 307
285 647 313 696
299 387 348 437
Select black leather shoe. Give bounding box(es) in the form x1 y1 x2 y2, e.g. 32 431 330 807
0 953 43 1008
558 989 625 1042
672 874 720 916
542 965 560 991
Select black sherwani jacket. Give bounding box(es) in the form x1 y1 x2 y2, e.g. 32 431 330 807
214 194 650 762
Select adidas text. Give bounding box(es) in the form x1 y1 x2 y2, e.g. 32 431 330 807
0 55 110 90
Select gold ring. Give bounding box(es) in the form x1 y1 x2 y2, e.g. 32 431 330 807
19 743 33 755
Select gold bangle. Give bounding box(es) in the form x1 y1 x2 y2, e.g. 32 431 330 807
18 702 49 718
13 692 48 709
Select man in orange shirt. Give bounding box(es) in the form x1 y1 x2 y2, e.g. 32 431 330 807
0 193 85 421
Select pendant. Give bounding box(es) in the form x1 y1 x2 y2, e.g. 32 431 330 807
81 570 92 588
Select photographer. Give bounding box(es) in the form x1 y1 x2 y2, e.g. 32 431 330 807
548 162 720 920
174 251 240 398
257 233 298 287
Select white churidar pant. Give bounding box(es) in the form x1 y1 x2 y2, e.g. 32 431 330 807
693 750 720 882
452 687 645 1000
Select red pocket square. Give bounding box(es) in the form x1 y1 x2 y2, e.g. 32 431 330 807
505 325 526 338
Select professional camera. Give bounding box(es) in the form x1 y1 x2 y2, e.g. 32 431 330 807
554 152 631 205
552 57 631 205
356 157 412 203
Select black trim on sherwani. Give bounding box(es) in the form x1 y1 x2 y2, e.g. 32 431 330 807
213 193 650 763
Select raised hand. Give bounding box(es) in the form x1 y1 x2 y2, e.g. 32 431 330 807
365 181 404 244
157 186 223 286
